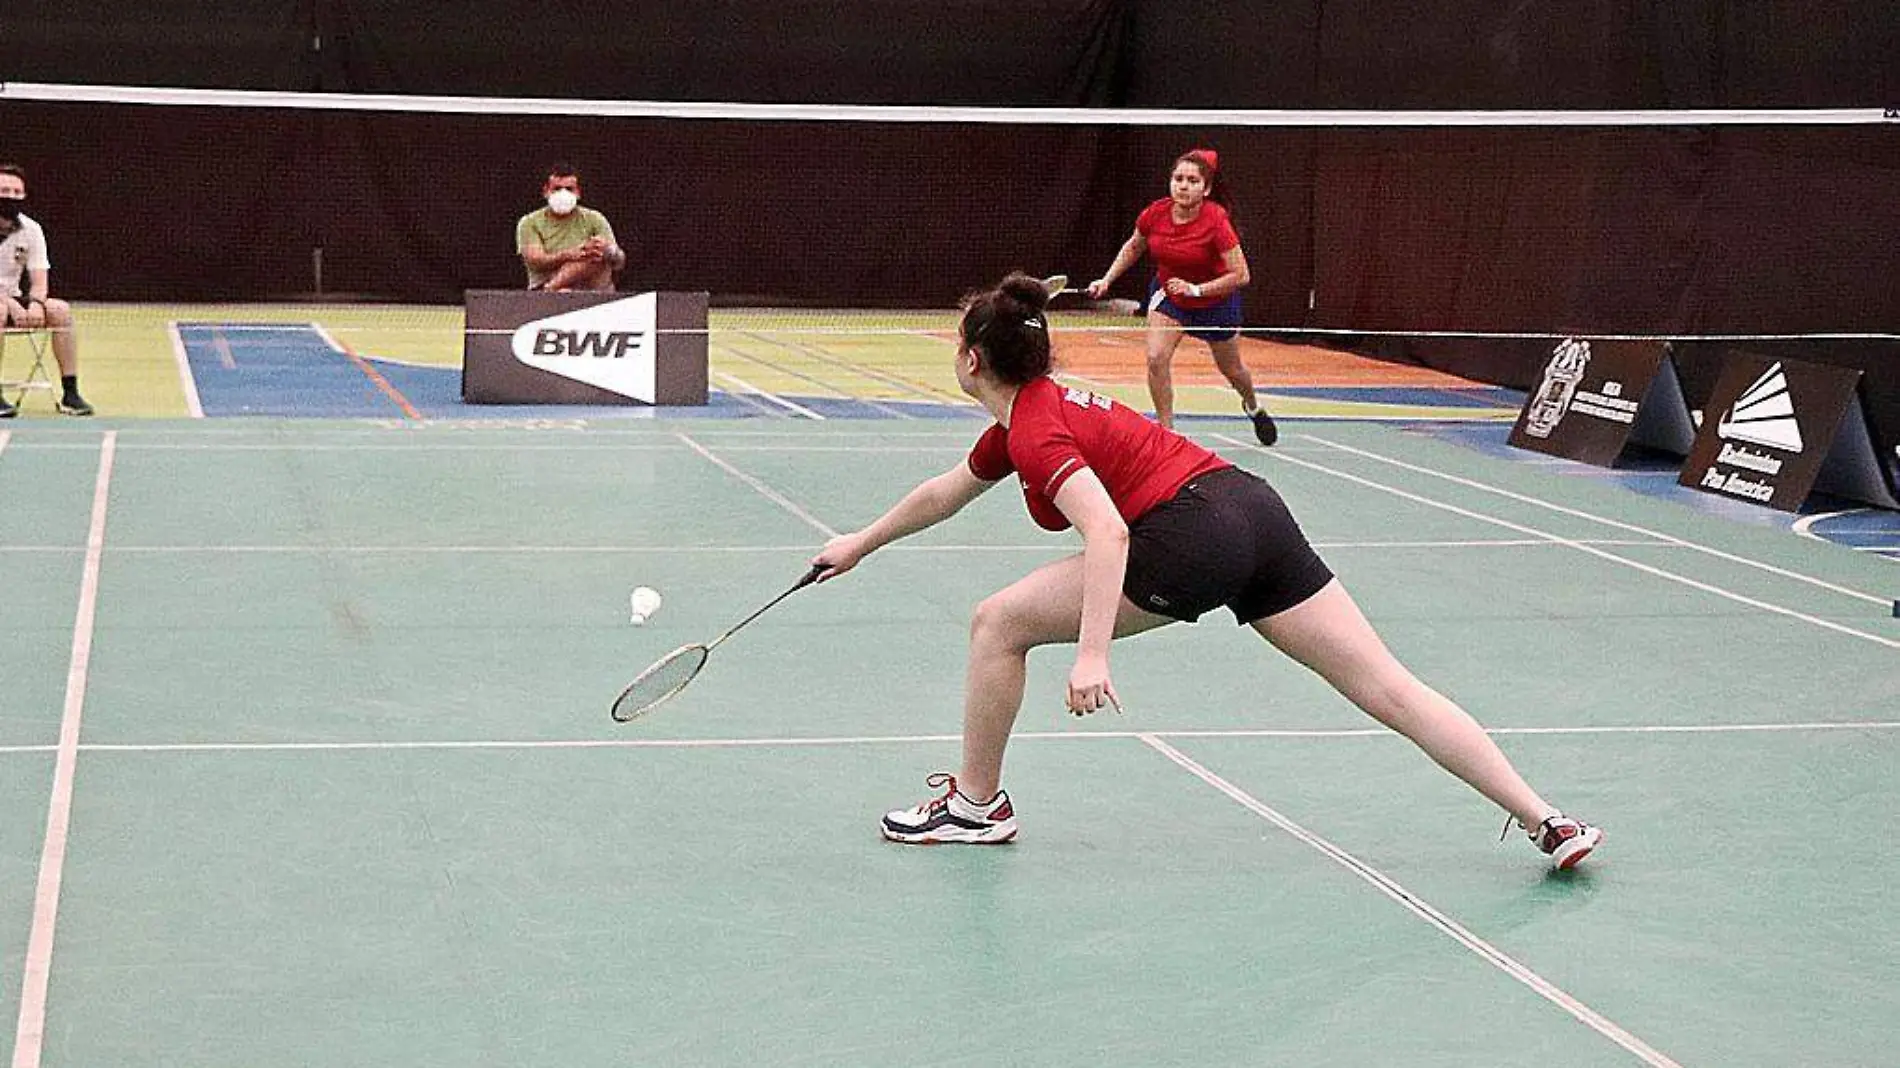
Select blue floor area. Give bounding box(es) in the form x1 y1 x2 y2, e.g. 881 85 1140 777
1412 422 1900 558
178 324 985 421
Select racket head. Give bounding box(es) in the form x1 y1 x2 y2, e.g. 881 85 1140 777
1040 273 1070 297
610 643 710 722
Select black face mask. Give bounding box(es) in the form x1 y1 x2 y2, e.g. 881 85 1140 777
0 197 23 222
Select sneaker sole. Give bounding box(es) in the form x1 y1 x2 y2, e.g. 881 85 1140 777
880 823 1017 845
1552 828 1603 870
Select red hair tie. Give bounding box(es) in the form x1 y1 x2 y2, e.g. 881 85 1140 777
1190 147 1220 172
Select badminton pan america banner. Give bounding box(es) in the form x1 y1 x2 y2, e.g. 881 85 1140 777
1679 353 1865 511
462 289 709 405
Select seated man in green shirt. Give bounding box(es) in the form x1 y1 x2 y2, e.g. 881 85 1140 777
515 163 626 291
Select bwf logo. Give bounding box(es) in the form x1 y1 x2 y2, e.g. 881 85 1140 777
511 293 659 402
530 330 644 359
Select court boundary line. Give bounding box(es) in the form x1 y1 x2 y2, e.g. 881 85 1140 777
12 432 114 1068
1296 432 1892 608
312 322 425 420
165 323 205 419
745 329 976 409
0 538 1681 555
714 340 888 414
1213 434 1900 650
21 719 1896 755
672 431 840 537
709 372 794 419
711 369 824 420
1139 734 1684 1068
726 332 916 418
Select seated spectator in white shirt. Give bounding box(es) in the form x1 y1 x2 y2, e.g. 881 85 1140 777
1 163 92 417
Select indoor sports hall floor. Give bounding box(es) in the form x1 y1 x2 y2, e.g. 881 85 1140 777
2 415 1896 1067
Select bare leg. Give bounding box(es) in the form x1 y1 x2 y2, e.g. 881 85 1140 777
45 298 78 376
1251 580 1554 827
1144 313 1186 428
1207 337 1260 413
960 553 1173 800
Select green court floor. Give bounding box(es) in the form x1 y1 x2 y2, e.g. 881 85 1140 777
1 419 1896 1067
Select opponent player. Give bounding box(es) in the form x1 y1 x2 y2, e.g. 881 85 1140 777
812 272 1602 870
1087 149 1274 444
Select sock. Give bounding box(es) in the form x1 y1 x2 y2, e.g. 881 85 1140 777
61 374 79 399
950 789 1001 818
1242 398 1259 415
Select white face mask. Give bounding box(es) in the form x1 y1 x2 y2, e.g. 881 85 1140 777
546 189 579 215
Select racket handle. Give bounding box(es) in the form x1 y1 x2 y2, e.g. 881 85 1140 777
797 562 827 588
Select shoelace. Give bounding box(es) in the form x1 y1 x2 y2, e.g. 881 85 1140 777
1500 813 1564 845
920 772 959 815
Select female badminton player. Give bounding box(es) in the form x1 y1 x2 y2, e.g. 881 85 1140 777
1087 148 1276 444
811 272 1602 870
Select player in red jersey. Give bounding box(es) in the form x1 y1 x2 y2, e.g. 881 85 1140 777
812 272 1603 870
1088 148 1277 444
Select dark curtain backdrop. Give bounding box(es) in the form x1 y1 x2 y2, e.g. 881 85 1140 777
2 0 1895 456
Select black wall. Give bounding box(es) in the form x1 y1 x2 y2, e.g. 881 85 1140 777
2 0 1895 457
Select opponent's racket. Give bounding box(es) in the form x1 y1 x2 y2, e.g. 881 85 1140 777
609 563 826 722
1042 273 1141 315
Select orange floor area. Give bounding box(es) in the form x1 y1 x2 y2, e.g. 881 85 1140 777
1056 335 1490 389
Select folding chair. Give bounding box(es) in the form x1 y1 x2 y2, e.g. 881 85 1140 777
0 326 56 409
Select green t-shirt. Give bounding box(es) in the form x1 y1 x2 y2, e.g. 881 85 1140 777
515 206 617 288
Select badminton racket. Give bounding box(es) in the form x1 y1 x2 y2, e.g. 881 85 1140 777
609 563 826 722
1041 272 1140 315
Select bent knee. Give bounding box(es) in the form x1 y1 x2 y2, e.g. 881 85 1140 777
45 299 73 324
970 593 1041 653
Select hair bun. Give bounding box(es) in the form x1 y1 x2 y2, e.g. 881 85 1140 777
996 271 1051 315
1190 147 1219 173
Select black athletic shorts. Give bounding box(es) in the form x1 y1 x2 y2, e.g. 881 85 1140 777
1122 465 1335 624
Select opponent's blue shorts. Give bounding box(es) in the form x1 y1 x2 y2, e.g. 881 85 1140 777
1146 277 1243 342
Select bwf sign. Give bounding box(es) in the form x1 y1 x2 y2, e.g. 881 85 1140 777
463 289 709 405
511 293 658 400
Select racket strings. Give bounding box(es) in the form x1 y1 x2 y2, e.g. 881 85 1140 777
612 645 708 721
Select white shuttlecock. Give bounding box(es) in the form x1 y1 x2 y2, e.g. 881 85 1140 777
629 586 663 625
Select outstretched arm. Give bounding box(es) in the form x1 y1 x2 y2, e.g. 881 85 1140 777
1051 469 1128 713
814 461 996 579
1088 231 1147 297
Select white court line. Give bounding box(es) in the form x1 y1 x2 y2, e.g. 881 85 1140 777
1215 434 1900 650
673 431 839 538
712 376 806 419
0 430 9 459
0 537 1675 555
1139 735 1683 1068
4 442 690 452
13 432 114 1068
1300 433 1892 608
165 323 205 419
1790 508 1863 544
711 370 826 420
52 719 1900 755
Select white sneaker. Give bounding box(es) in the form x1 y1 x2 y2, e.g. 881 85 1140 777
1526 814 1604 870
880 773 1017 844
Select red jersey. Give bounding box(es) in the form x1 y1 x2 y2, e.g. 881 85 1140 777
1135 197 1240 311
966 377 1231 532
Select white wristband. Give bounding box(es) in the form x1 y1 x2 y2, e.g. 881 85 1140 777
1188 283 1203 298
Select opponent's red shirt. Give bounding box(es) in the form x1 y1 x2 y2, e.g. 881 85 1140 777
966 377 1231 532
1135 198 1240 311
